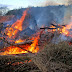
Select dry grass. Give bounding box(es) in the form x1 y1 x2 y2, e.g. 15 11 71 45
0 42 72 72
32 41 72 72
0 56 40 72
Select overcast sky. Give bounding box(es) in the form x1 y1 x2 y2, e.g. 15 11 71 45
0 0 68 9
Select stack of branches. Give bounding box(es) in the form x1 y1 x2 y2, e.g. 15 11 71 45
0 37 34 54
40 23 66 30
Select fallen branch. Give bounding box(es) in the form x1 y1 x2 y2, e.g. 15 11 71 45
51 23 66 28
0 37 34 54
40 27 57 30
0 37 14 46
15 40 33 45
40 23 66 30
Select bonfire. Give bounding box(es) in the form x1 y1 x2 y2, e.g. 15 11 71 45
0 7 72 72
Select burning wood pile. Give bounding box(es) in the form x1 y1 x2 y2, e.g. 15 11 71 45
0 8 72 72
0 9 39 55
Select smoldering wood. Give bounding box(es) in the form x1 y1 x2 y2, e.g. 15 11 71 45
14 40 33 45
51 23 60 28
0 37 33 45
3 25 12 29
40 24 66 30
51 23 66 28
40 27 57 29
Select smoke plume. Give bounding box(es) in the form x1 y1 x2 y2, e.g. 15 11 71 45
64 0 72 24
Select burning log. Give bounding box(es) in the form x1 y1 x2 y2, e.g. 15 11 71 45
0 37 34 54
51 23 66 28
51 23 60 28
40 24 66 30
14 40 33 45
0 37 33 46
40 27 57 30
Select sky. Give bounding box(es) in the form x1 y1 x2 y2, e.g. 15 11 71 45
0 0 69 9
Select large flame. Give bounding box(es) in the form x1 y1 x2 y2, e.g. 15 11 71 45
28 36 39 53
1 8 72 55
0 46 28 55
0 35 39 55
11 10 28 31
15 39 25 44
0 8 40 55
61 22 72 37
6 9 28 38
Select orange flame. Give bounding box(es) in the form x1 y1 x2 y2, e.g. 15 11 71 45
47 23 72 38
61 23 72 37
0 35 39 55
0 46 28 55
11 60 32 66
28 36 39 53
0 8 40 55
6 9 28 38
50 25 56 32
11 10 28 31
15 39 25 43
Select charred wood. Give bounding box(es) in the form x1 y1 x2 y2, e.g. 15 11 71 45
40 24 66 30
0 37 34 54
40 27 57 30
14 40 33 45
51 23 66 28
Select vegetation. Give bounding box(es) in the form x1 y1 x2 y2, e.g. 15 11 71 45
32 42 72 72
0 5 72 72
0 42 72 72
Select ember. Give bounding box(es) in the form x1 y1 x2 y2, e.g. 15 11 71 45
40 22 72 38
1 22 72 55
61 22 72 37
15 39 25 44
10 60 32 66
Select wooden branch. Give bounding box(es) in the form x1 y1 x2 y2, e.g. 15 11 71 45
15 40 33 45
40 27 57 30
0 37 34 54
51 23 66 28
51 23 60 28
40 24 66 30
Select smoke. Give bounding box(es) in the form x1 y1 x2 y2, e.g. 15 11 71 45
41 0 72 6
40 0 72 6
62 0 72 42
44 1 61 6
64 0 72 24
41 1 62 6
68 0 72 5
